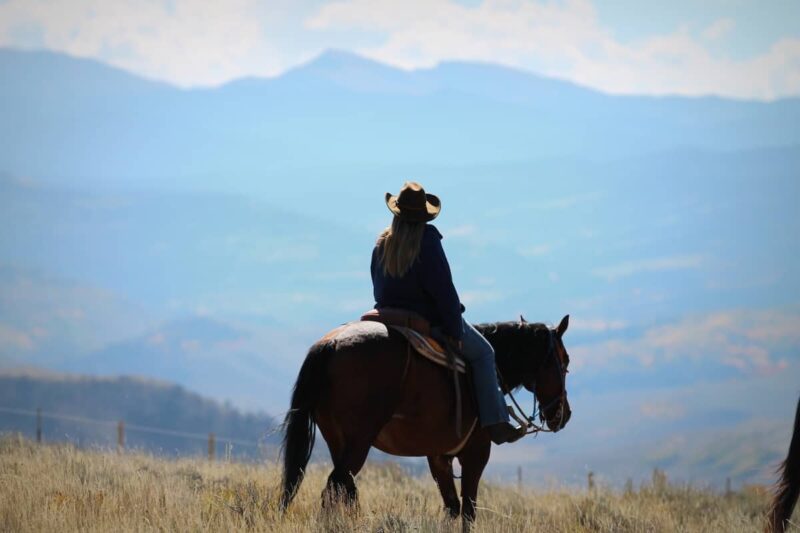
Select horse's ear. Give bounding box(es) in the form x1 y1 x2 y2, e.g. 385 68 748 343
557 315 569 337
519 314 527 323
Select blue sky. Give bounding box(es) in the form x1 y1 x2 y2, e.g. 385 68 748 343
0 0 798 99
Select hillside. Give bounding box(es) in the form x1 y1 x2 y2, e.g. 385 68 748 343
65 316 300 413
0 436 776 532
0 370 280 458
1 172 798 487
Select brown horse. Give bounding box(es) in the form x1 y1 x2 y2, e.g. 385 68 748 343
280 315 572 526
767 396 800 532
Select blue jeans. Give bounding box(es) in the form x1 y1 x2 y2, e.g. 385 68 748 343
459 317 510 427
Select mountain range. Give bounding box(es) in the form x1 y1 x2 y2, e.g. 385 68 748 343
1 47 799 191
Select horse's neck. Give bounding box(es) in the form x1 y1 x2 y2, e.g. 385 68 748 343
475 322 549 390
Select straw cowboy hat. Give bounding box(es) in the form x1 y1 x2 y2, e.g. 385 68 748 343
385 182 441 222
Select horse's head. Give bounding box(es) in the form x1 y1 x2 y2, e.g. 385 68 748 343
521 315 572 432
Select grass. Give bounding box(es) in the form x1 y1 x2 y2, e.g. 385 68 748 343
0 434 786 532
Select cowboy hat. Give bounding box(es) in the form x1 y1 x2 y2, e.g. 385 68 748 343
385 181 441 222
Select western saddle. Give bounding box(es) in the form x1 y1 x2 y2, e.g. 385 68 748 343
360 307 465 437
360 307 432 336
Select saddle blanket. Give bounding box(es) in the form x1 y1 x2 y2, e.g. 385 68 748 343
320 321 466 374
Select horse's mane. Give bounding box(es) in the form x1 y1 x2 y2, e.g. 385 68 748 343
474 320 549 334
474 321 555 391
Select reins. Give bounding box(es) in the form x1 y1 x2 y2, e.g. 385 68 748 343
498 327 566 436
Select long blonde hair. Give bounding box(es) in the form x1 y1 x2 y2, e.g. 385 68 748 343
376 216 426 278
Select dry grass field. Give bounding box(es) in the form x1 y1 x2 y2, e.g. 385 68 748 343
0 434 787 532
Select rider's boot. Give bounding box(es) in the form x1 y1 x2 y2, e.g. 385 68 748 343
487 422 525 445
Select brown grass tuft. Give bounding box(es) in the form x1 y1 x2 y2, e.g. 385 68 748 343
0 434 788 532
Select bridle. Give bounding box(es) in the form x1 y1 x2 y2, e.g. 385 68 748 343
499 327 568 436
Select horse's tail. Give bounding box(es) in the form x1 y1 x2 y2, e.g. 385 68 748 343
767 396 800 532
279 339 334 511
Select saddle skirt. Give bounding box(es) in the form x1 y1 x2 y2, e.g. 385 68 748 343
319 321 466 374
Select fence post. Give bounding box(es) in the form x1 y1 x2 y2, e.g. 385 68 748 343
517 466 522 490
725 477 731 496
117 420 125 452
208 433 215 461
36 408 42 443
587 471 595 491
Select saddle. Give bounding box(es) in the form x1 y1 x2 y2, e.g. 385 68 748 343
360 308 465 373
360 307 431 335
360 307 467 437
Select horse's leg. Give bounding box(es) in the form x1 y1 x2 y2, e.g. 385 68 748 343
458 437 491 528
322 435 377 508
427 455 461 518
316 333 409 508
318 407 393 508
319 413 348 506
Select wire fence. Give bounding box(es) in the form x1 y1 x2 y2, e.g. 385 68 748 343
1 407 731 492
0 405 269 459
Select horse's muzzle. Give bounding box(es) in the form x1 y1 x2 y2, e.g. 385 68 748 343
545 400 572 432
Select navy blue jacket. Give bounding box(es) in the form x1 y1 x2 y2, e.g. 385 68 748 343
371 224 465 340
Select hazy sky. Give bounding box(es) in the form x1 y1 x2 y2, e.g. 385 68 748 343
1 0 798 99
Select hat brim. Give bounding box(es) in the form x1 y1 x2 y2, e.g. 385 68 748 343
385 192 441 222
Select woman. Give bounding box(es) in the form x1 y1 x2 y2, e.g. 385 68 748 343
371 181 523 445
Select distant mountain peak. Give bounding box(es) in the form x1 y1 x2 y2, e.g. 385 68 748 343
279 48 432 94
305 48 393 71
